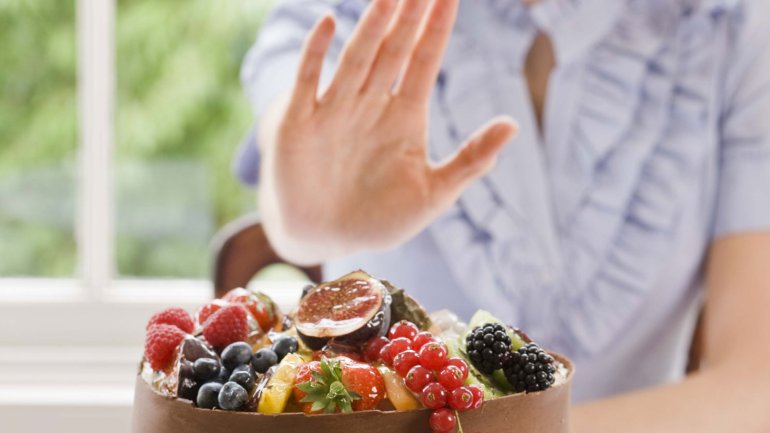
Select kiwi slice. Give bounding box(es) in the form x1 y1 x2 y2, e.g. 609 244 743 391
467 310 525 350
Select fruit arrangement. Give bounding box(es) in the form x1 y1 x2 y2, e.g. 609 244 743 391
140 271 568 433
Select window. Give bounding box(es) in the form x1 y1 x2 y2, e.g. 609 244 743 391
115 0 265 278
0 1 289 430
0 0 277 307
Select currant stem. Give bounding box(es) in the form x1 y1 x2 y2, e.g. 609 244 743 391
455 410 464 433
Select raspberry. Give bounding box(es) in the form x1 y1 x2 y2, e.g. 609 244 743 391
145 324 186 371
202 304 249 350
147 307 195 334
196 299 230 326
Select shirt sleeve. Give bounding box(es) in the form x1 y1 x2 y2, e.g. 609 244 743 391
234 0 363 186
713 6 770 237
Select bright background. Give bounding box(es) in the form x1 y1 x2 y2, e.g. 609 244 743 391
0 0 265 279
0 1 313 432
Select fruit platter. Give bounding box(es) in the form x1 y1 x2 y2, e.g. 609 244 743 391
132 270 573 433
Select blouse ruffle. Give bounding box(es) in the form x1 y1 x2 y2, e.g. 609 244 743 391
428 0 738 358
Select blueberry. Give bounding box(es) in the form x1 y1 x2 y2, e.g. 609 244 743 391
271 337 298 361
218 381 248 411
212 367 231 384
232 364 256 382
221 342 253 370
196 382 223 409
229 370 255 391
192 358 221 382
252 348 279 373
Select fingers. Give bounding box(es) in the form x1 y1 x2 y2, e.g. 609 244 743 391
432 116 519 190
288 15 336 117
363 0 431 93
324 0 397 100
396 0 458 103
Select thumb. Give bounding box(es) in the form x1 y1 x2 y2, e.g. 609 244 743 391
432 116 518 191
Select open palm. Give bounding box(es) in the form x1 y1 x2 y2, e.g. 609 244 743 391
261 0 518 263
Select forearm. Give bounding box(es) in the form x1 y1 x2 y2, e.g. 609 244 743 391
572 361 770 433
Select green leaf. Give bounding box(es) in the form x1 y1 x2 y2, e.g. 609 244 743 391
296 357 361 414
328 381 345 400
325 399 337 413
311 400 328 413
339 400 353 413
296 381 316 394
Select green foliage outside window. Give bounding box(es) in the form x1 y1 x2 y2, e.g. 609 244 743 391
0 0 78 277
0 0 274 278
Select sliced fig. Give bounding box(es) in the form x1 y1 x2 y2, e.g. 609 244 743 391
295 271 392 350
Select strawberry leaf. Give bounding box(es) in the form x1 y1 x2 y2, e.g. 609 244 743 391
294 357 360 414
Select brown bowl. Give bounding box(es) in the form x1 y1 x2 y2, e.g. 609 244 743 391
132 354 573 433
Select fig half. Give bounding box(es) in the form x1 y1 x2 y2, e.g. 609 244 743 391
296 271 392 350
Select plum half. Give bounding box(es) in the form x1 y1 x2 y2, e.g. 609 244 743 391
296 271 392 350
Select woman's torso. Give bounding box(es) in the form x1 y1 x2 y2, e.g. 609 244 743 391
327 0 750 401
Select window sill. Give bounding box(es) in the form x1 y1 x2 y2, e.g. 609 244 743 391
0 345 136 433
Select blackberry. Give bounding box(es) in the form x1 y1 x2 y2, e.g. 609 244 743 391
465 323 512 374
502 343 556 393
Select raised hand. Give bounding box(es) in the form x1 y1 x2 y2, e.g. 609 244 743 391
260 0 518 264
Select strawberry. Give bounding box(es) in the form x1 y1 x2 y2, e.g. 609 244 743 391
146 307 195 334
201 304 249 350
293 356 385 414
144 324 186 371
195 299 230 326
223 288 278 332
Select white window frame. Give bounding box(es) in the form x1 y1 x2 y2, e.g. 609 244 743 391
0 0 215 344
0 1 300 428
0 0 303 408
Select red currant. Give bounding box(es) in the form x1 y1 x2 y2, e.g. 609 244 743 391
419 341 449 370
388 320 419 341
467 384 485 409
445 357 469 381
437 365 464 391
388 337 412 356
393 350 421 377
429 408 457 433
363 336 390 362
448 386 474 411
411 331 434 352
404 365 434 393
420 383 448 410
380 337 412 366
379 342 396 366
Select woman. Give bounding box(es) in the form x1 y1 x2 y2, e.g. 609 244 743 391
235 0 770 430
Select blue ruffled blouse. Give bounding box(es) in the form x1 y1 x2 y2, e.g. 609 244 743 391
237 0 770 401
